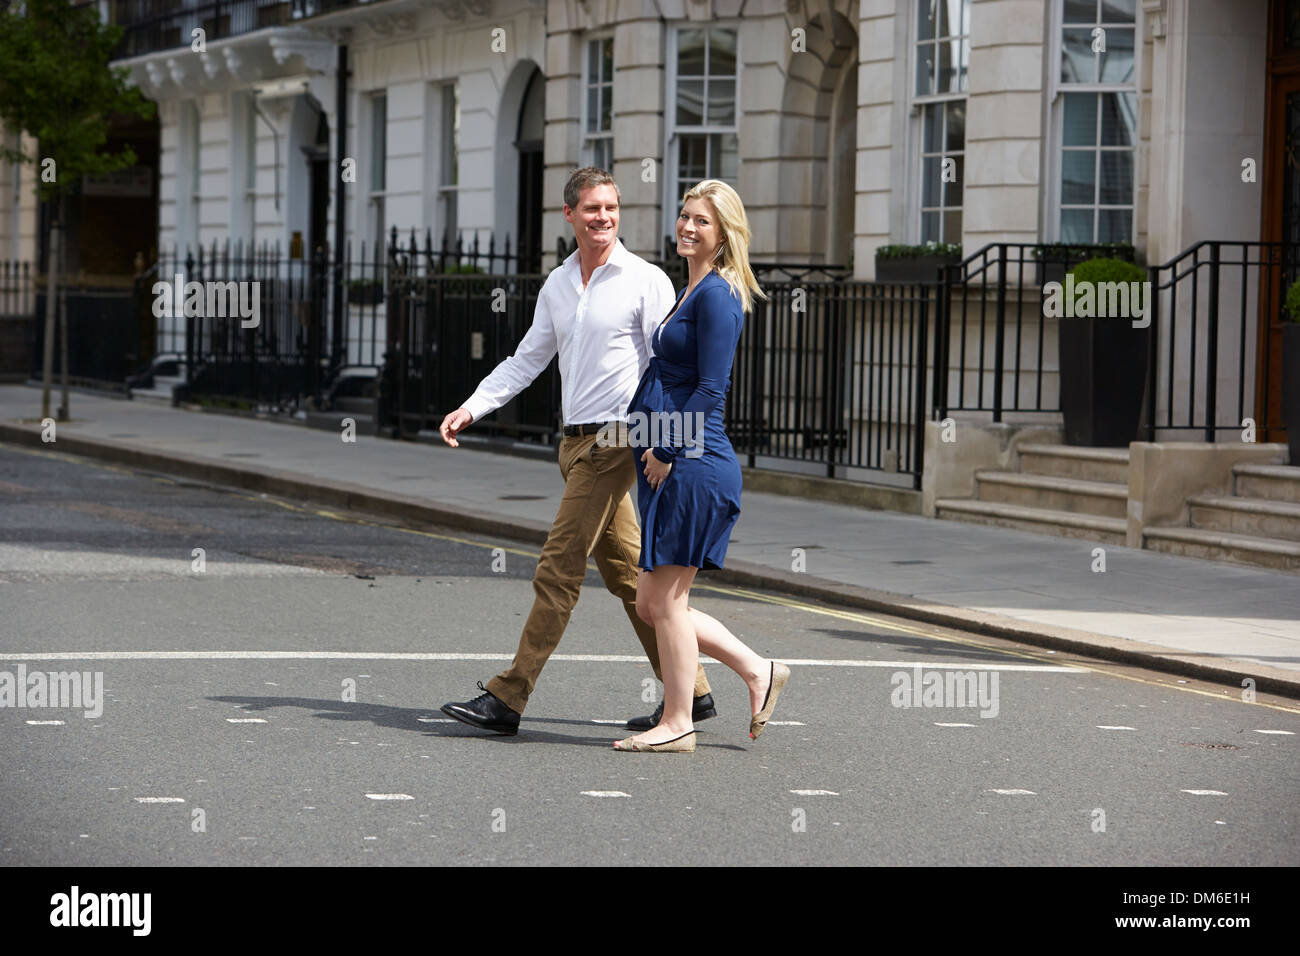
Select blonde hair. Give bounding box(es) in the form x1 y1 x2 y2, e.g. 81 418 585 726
679 179 767 314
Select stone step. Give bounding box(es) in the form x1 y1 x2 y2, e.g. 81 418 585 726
1234 462 1300 503
935 498 1128 545
1143 525 1300 573
974 470 1127 519
1017 443 1130 483
1187 494 1300 542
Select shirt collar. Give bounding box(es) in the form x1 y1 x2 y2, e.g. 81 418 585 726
564 237 629 286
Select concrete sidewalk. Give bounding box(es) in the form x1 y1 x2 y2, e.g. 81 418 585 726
2 383 1298 696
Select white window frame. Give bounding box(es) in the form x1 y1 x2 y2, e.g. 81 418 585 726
906 0 971 245
1044 0 1141 243
662 24 742 242
367 91 387 253
436 82 459 248
582 34 614 171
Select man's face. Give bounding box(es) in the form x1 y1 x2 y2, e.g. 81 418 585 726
563 183 620 254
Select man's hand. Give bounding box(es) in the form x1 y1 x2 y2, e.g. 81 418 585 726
641 448 672 489
440 408 473 447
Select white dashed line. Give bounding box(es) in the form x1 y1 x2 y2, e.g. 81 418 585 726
25 720 64 725
581 791 631 798
789 789 839 796
589 719 627 725
226 718 267 723
1254 729 1294 735
768 721 805 726
986 789 1036 795
1181 789 1227 796
1097 725 1136 731
365 793 414 800
133 797 185 803
416 717 456 723
934 722 975 727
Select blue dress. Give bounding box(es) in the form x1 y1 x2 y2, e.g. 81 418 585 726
628 270 744 571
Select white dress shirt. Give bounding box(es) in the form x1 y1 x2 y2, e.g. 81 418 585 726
461 238 677 426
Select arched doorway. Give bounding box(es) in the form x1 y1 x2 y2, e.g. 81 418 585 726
495 62 544 272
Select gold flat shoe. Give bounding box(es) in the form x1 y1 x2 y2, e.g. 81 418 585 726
612 730 696 752
749 661 790 740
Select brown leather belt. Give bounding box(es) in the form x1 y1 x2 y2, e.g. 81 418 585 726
562 420 617 437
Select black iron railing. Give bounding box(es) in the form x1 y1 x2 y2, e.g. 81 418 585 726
1147 241 1297 442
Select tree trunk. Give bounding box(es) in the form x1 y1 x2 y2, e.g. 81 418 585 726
40 202 58 422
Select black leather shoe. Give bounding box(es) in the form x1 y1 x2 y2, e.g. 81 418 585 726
441 682 520 735
626 692 717 730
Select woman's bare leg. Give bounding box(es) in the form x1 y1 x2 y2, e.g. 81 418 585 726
621 565 697 745
689 607 771 715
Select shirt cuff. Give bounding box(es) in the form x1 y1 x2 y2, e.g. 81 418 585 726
651 447 676 464
461 394 492 423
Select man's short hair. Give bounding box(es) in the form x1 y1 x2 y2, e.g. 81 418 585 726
564 167 620 211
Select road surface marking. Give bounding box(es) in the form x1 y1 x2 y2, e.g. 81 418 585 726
1181 789 1227 796
1254 729 1293 735
416 717 455 723
581 791 630 798
590 719 627 725
25 719 64 725
768 721 805 726
134 797 185 803
934 722 974 727
987 789 1035 795
1097 725 1136 730
365 794 414 800
226 718 267 723
0 651 1083 671
790 789 838 796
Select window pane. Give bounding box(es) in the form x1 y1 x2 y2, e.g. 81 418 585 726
709 29 737 76
957 38 970 92
915 42 935 96
945 100 965 152
1098 208 1132 242
938 37 962 93
1063 93 1097 146
587 86 599 133
588 40 599 79
593 138 611 172
1101 0 1135 23
945 155 964 207
677 79 704 125
1063 0 1096 23
936 0 956 38
923 103 942 153
601 86 612 132
1061 150 1096 204
1060 208 1094 243
1099 28 1135 83
1100 92 1136 145
1099 150 1132 204
943 209 962 245
707 78 736 126
922 156 942 208
602 38 613 81
1061 28 1097 83
678 29 705 75
921 210 940 243
679 136 707 181
715 133 739 182
917 0 935 41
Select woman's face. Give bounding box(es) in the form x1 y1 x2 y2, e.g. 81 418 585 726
675 198 723 266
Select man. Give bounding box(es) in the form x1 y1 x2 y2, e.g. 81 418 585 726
438 167 717 735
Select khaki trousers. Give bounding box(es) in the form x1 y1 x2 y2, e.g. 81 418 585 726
485 426 712 714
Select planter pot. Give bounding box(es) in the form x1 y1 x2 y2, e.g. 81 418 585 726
875 254 959 284
1284 323 1300 466
348 284 384 306
1058 317 1150 447
1036 259 1069 288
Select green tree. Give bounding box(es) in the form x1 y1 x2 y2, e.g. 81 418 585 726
0 0 156 419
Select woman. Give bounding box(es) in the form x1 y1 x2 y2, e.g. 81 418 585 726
614 180 790 753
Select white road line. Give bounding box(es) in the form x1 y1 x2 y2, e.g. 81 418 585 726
790 789 839 796
25 719 64 725
133 797 185 803
768 721 805 726
1181 789 1227 796
416 717 455 723
225 718 267 723
589 719 627 725
365 793 414 801
986 789 1036 795
0 651 1085 671
581 791 630 798
934 722 975 727
1254 729 1294 735
1097 725 1136 731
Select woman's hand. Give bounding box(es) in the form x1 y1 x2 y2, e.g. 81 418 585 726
641 448 672 490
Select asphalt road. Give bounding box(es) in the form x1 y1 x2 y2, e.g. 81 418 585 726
1 440 1298 866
